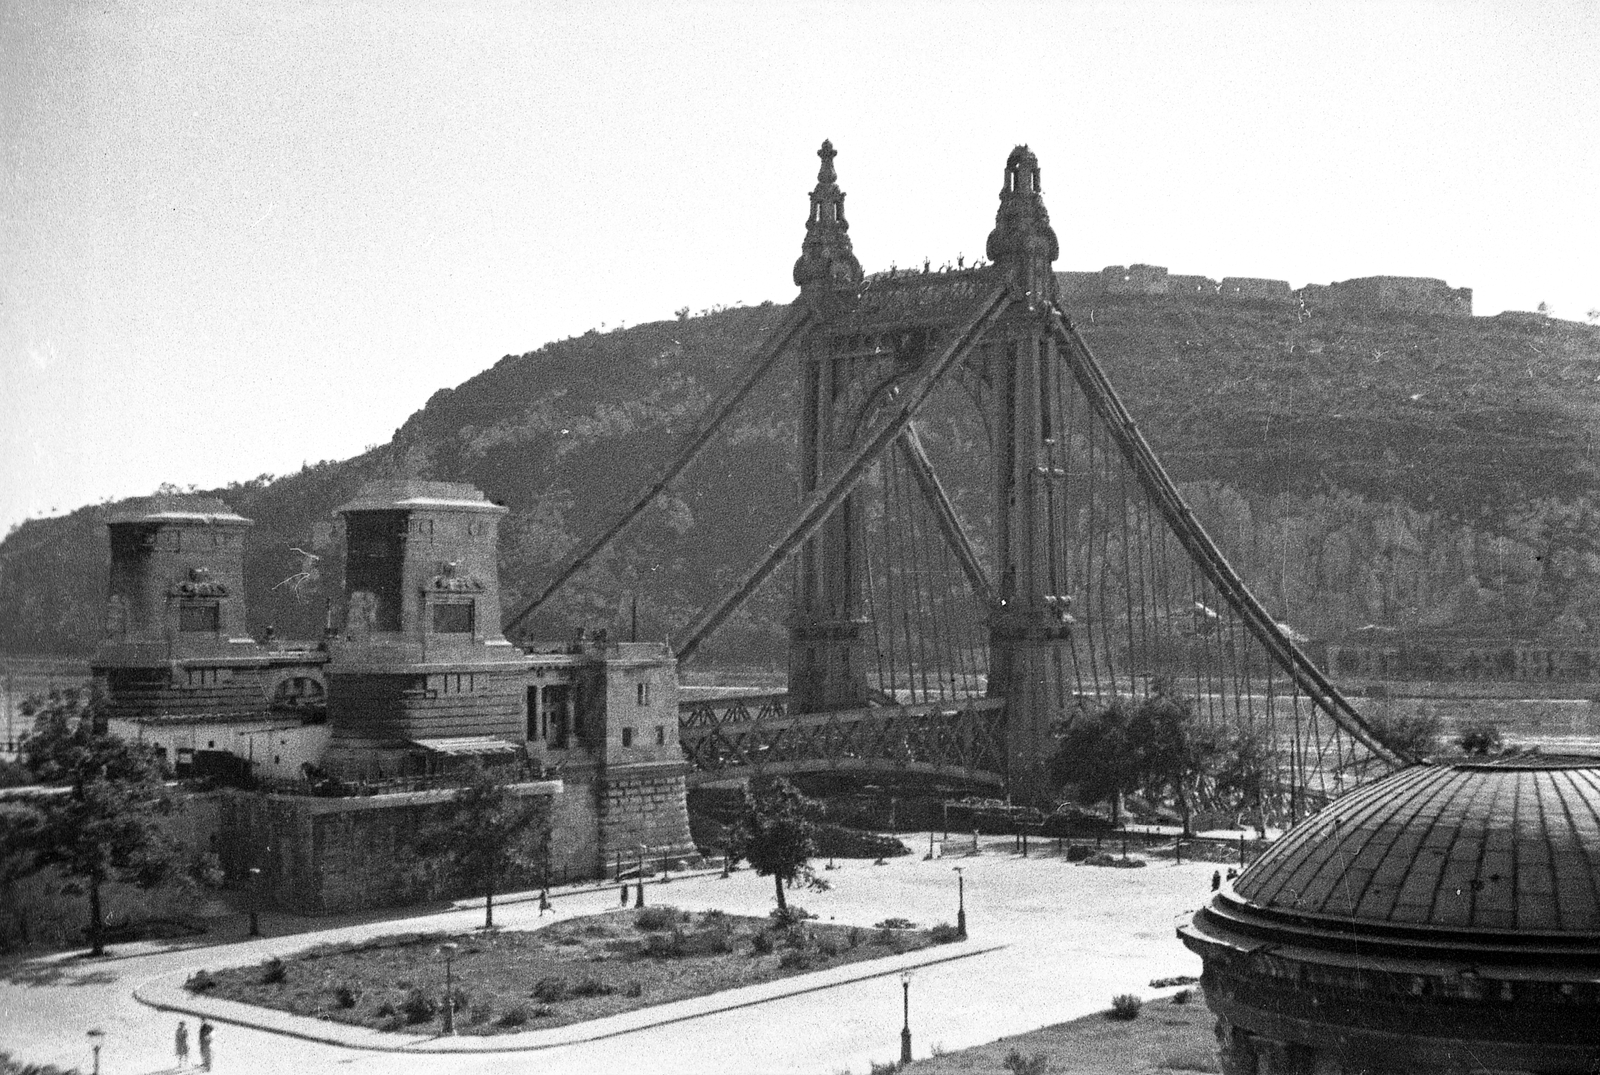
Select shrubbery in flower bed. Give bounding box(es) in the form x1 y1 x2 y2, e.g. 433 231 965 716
190 909 946 1035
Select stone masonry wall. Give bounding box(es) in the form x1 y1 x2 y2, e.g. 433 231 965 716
217 782 561 916
598 764 697 869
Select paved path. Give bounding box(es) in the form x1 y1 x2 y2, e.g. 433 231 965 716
0 835 1212 1075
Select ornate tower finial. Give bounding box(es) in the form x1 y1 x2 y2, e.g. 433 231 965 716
793 140 863 292
985 145 1059 299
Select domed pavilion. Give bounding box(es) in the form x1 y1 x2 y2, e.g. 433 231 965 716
1179 756 1600 1074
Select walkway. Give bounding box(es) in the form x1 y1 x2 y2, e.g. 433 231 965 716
0 834 1213 1075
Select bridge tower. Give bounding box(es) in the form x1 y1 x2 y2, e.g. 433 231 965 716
788 140 870 715
785 143 1074 797
981 147 1075 798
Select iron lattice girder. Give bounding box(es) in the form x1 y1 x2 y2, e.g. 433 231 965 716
677 695 1007 783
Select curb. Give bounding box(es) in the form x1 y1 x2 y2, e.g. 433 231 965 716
133 940 1005 1054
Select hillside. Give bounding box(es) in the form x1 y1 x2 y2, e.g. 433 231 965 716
4 294 1600 660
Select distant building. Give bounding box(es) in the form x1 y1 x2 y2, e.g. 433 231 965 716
1055 267 1473 316
1298 275 1472 317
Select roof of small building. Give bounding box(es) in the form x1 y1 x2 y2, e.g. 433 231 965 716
333 480 506 515
107 495 251 527
1236 756 1600 935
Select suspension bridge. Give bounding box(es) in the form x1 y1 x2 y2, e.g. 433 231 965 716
506 142 1405 819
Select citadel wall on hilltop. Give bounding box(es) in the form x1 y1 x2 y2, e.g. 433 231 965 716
1057 265 1472 316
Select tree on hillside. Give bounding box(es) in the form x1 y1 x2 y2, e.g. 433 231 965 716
415 761 549 930
21 689 184 956
1129 682 1225 836
1048 700 1141 826
728 778 828 916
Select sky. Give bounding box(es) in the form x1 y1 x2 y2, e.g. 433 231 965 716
2 0 1597 536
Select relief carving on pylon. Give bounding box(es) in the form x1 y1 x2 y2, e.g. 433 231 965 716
170 566 229 597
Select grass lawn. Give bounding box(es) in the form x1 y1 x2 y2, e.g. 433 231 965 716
902 992 1217 1075
187 906 957 1035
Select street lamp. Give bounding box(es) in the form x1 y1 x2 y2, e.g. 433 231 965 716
438 942 459 1035
952 866 966 939
635 844 647 908
86 1029 104 1075
899 971 913 1066
248 866 262 937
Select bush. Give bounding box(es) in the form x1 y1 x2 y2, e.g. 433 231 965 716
1108 993 1143 1020
571 977 615 998
468 1001 492 1025
184 970 216 993
769 904 815 928
874 917 916 930
750 930 775 955
847 927 863 949
1003 1048 1049 1075
811 823 912 859
333 983 359 1009
635 906 680 931
644 929 687 959
401 987 438 1024
1456 721 1503 756
1172 988 1194 1005
495 1005 529 1028
815 935 840 957
532 977 567 1003
778 948 812 970
374 1001 396 1018
260 957 287 985
1065 844 1092 862
624 979 643 998
929 922 961 944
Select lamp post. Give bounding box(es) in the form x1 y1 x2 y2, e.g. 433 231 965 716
86 1029 104 1075
952 866 966 939
635 844 646 908
899 971 913 1066
248 866 262 937
438 942 459 1034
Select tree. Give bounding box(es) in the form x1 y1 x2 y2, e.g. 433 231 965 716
21 689 183 956
1129 684 1224 836
1366 707 1441 760
1456 720 1503 756
1214 727 1273 837
415 761 548 930
1048 700 1141 826
727 778 826 915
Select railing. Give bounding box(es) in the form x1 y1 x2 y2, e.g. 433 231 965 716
679 695 1007 786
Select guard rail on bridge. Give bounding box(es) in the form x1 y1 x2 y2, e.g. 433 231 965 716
677 693 1007 789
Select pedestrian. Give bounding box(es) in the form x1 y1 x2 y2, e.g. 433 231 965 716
538 888 552 916
175 1020 190 1067
198 1019 214 1071
1211 870 1222 892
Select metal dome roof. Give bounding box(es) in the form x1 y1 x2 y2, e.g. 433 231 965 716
1235 757 1600 936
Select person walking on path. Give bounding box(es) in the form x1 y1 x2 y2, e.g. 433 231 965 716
175 1020 190 1067
198 1019 214 1071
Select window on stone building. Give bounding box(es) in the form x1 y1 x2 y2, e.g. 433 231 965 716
432 602 474 634
622 727 634 748
637 682 650 706
655 725 665 746
179 602 220 632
